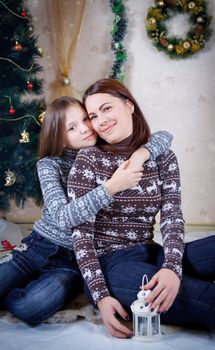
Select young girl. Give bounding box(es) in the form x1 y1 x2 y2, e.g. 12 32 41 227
67 79 215 338
0 96 173 324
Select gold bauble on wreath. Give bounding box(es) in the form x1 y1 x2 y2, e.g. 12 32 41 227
146 0 212 58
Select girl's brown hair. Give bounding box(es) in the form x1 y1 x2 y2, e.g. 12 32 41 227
83 79 151 156
39 96 85 159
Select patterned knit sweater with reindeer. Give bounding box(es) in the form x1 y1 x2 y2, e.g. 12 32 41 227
67 148 185 304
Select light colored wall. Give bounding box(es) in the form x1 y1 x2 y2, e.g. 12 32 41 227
5 0 215 225
125 1 215 226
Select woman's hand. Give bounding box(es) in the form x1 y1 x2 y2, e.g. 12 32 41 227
104 159 143 196
143 268 180 313
98 296 132 338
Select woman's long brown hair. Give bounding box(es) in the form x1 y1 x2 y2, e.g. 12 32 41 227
39 96 85 159
83 79 151 156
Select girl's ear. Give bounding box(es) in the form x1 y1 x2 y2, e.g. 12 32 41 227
126 100 134 114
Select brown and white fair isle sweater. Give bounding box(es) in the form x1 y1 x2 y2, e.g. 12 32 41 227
67 147 185 305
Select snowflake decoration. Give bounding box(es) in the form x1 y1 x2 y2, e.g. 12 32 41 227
92 291 100 301
145 205 158 213
83 268 92 280
146 160 157 169
168 163 177 172
76 249 87 259
162 203 173 212
126 230 137 240
83 168 94 180
115 158 125 166
101 157 111 167
122 205 136 214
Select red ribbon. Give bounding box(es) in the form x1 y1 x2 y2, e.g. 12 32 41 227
0 240 16 252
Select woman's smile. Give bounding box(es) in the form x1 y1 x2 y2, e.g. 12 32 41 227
100 121 117 135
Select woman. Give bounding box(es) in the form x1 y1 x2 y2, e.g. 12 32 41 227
0 96 172 324
67 79 215 338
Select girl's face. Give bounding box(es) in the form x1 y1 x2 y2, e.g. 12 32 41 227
64 104 97 150
85 93 134 144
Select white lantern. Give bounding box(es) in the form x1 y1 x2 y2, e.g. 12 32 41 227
130 275 161 341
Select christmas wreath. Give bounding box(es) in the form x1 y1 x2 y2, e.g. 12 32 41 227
146 0 212 58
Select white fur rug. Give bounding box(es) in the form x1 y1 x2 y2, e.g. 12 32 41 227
0 293 101 324
0 293 184 336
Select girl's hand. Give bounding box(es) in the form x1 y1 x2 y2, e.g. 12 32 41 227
104 159 143 195
128 147 150 168
143 268 180 313
98 296 132 338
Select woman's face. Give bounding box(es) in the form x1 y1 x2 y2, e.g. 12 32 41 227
85 93 134 144
64 104 97 150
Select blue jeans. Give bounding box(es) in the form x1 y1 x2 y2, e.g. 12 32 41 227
93 236 215 330
0 231 83 324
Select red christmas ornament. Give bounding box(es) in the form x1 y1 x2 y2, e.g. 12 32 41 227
27 82 33 90
9 107 16 115
15 42 23 52
21 9 27 17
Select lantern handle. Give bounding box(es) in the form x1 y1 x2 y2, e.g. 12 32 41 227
141 274 149 290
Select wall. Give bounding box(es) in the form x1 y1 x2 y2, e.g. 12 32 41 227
5 0 215 226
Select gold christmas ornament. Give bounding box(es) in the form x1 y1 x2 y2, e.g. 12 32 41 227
4 170 16 187
36 46 44 57
157 0 164 6
19 130 30 143
196 16 204 23
61 76 71 87
188 1 196 9
183 41 191 49
167 43 174 51
38 111 45 125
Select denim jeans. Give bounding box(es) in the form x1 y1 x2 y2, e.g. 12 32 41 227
94 236 215 330
0 230 83 324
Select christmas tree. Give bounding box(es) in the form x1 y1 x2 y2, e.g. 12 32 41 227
0 0 45 212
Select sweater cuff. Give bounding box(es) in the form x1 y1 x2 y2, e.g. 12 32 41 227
93 288 110 305
162 260 183 280
100 184 115 203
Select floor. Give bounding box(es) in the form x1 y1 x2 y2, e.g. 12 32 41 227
0 318 215 350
